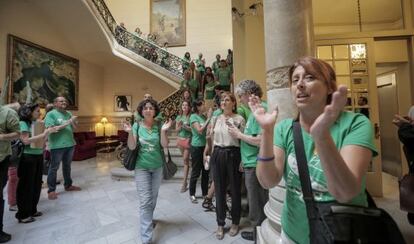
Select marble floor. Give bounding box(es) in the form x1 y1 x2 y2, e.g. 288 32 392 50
3 153 251 244
3 152 413 244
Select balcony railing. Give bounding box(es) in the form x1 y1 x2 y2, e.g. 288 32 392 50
90 0 186 118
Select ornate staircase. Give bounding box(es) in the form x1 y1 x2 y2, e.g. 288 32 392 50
84 0 186 119
84 0 187 180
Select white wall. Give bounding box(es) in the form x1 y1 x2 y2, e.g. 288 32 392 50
102 58 175 117
105 0 233 65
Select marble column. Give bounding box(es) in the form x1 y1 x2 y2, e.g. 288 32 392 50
258 0 314 243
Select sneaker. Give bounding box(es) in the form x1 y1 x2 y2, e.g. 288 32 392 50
18 217 35 224
8 205 17 211
32 212 43 217
0 231 11 243
190 195 198 204
48 192 58 200
65 185 81 191
241 231 255 241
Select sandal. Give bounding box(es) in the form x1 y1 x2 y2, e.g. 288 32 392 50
216 226 224 240
229 224 239 237
180 183 188 193
202 197 213 209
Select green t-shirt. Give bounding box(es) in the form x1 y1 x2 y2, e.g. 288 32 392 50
0 106 20 161
212 60 220 74
273 112 378 244
204 82 216 100
44 109 75 150
190 113 207 147
180 79 199 100
19 121 43 155
182 57 190 71
240 102 267 168
176 115 192 138
217 67 231 86
132 123 163 169
195 58 205 72
237 104 251 121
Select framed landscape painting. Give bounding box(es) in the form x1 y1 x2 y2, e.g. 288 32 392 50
6 34 79 110
150 0 186 47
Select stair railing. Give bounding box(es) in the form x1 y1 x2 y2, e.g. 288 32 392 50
90 0 187 118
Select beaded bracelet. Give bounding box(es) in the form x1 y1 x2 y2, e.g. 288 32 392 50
257 155 275 162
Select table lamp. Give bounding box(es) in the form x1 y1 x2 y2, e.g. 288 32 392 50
101 117 108 139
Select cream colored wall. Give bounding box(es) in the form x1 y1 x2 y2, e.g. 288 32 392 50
375 40 408 63
102 58 174 118
0 0 104 116
231 0 266 96
105 0 233 65
375 40 412 113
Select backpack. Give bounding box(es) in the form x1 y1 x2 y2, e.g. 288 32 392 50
10 139 24 167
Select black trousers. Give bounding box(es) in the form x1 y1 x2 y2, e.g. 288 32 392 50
0 156 10 231
211 146 242 226
189 146 209 196
16 154 43 219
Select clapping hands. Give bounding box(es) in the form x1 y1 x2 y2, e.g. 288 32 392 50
249 95 278 131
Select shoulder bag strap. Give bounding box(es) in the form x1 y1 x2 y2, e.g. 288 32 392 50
292 121 318 220
135 122 140 146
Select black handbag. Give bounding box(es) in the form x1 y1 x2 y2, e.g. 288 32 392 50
292 121 405 244
122 124 139 171
10 139 24 167
163 149 177 180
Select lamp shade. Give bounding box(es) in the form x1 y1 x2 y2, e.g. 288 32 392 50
100 117 108 124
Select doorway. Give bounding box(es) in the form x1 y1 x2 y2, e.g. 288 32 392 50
376 69 401 177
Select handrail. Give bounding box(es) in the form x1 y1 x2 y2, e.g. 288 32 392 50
90 0 188 78
90 0 185 118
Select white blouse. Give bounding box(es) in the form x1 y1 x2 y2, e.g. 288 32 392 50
212 114 245 147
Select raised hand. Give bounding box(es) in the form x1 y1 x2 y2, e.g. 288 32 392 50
310 85 348 139
123 122 132 132
206 108 213 119
249 95 278 131
162 119 173 131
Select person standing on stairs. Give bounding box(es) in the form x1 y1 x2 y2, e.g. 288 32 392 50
175 100 192 193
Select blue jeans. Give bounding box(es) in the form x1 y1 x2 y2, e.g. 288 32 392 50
135 167 163 244
47 146 74 193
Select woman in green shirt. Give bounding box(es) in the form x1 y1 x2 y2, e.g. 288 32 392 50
124 98 172 244
189 99 212 204
253 57 377 243
182 52 191 73
175 100 192 193
16 103 52 223
203 73 216 110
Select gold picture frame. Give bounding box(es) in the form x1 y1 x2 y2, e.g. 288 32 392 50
150 0 186 47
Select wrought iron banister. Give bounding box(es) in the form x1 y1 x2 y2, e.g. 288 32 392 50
90 0 188 78
89 0 185 118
